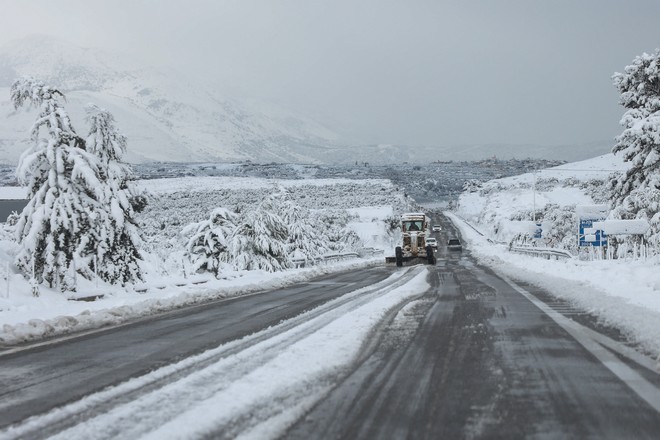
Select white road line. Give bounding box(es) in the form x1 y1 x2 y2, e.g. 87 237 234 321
500 273 660 413
1 267 428 440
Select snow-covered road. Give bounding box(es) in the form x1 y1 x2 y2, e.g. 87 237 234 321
1 267 430 439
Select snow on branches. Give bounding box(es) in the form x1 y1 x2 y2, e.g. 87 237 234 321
610 50 660 248
10 77 142 290
84 104 143 285
183 208 236 276
182 188 363 277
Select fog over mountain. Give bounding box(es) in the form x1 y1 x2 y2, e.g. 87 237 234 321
0 36 612 165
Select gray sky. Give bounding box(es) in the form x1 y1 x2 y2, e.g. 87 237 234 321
2 0 660 147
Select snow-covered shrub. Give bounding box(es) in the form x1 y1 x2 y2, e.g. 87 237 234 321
540 204 578 251
579 178 611 205
183 207 237 276
275 192 329 261
5 211 19 227
383 214 401 234
139 178 403 275
462 179 482 193
535 177 560 192
509 209 542 223
229 196 290 272
316 209 363 252
509 232 535 248
477 181 504 196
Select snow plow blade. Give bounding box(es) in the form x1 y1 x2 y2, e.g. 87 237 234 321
385 256 432 266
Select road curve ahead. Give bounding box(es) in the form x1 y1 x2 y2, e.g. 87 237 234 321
284 215 660 439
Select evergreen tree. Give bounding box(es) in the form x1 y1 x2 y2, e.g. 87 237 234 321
317 209 363 252
540 204 577 251
11 77 103 290
85 104 143 284
183 207 237 276
610 50 660 247
270 188 328 261
229 196 290 272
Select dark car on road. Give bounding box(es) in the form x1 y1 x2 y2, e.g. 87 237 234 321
447 238 462 251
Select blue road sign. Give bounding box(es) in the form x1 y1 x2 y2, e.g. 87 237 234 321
579 219 607 247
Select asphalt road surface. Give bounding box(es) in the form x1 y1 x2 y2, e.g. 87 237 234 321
0 267 393 430
1 214 659 439
283 215 660 439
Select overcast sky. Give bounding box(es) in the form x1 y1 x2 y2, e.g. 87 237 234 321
2 0 660 147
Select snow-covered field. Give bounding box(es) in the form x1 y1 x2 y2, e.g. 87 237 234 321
0 176 409 344
2 151 658 372
454 153 660 362
457 154 626 244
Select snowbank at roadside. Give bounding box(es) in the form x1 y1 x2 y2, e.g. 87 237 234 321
0 256 384 345
450 152 660 360
446 211 660 360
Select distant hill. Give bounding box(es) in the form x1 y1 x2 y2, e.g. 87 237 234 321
0 35 613 165
0 35 342 165
310 141 614 165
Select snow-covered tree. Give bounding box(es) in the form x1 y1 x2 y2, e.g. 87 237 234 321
268 188 328 261
316 209 363 252
84 104 143 284
463 179 482 193
11 77 104 290
183 207 237 276
540 204 578 251
11 78 143 289
229 197 290 272
610 50 660 247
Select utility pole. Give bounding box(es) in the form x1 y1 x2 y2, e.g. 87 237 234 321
532 170 537 223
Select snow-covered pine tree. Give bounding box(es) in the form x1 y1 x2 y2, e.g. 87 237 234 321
270 187 328 261
229 196 290 272
610 50 660 248
317 209 363 253
182 207 237 276
11 77 104 290
540 204 577 251
85 104 143 284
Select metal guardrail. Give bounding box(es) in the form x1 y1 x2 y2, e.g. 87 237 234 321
291 248 383 268
508 245 573 260
450 212 572 259
358 247 385 257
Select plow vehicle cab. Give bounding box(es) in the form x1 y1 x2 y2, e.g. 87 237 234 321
386 212 436 266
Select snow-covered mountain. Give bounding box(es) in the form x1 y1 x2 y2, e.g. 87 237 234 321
0 35 614 165
0 35 343 164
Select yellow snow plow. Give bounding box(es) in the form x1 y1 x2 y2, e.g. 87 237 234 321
385 212 436 266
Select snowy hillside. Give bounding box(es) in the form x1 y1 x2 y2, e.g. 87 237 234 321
453 153 660 358
457 153 629 245
0 36 616 166
315 141 614 164
0 35 342 165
